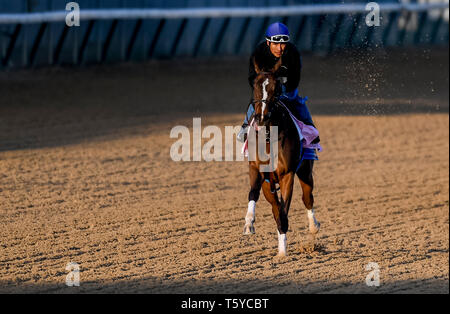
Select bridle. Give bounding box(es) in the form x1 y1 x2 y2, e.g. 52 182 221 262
250 98 282 122
251 71 277 123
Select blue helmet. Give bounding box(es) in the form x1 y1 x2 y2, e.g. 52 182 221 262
265 22 290 43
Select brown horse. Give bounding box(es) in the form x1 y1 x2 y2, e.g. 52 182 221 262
243 57 320 256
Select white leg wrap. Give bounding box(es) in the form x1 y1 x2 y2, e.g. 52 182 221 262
243 201 256 235
277 231 287 256
307 208 320 234
245 200 256 224
307 209 317 224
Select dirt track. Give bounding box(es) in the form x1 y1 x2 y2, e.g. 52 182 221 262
0 48 448 293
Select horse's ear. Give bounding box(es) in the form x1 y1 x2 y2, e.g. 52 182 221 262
272 57 282 73
253 57 261 74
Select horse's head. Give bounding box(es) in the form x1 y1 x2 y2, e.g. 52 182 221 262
252 57 282 127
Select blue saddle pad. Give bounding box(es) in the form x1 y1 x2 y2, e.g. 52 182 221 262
302 148 318 161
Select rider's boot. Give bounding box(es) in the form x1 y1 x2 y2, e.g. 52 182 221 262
237 125 249 143
237 104 255 143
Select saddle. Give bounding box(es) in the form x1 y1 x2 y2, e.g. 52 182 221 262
279 97 320 144
242 100 322 163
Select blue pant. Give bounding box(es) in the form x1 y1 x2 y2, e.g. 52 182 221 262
244 88 314 126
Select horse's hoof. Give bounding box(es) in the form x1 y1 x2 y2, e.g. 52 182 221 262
243 224 255 235
309 222 321 235
276 251 287 257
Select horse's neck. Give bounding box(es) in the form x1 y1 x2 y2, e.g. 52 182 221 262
271 104 296 135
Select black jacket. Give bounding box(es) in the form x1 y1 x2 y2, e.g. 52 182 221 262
248 41 302 94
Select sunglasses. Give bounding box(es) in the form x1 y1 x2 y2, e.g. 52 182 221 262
267 35 290 43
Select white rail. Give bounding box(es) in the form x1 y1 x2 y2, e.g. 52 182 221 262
0 2 449 25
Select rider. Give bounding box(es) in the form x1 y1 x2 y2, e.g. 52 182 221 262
237 22 318 143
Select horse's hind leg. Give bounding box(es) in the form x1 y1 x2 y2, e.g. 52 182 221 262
297 160 320 235
244 166 262 235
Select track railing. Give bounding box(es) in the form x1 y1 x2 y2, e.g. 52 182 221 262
0 2 448 68
0 3 449 24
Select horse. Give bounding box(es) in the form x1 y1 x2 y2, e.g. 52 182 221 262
243 57 321 257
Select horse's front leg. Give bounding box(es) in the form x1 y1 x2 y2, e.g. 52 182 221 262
260 179 282 255
244 165 262 235
275 172 295 256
